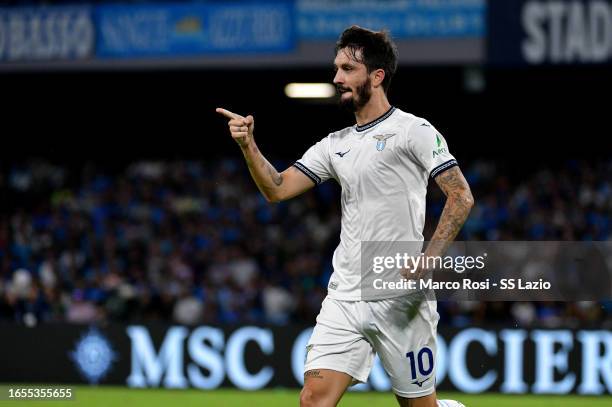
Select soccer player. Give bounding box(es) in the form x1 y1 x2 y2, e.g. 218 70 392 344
217 26 473 407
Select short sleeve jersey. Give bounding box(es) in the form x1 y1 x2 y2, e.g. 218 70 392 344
294 107 458 300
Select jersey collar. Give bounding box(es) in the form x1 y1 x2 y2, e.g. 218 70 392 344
355 106 396 132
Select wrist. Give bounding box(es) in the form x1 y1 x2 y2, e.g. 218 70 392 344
240 138 257 154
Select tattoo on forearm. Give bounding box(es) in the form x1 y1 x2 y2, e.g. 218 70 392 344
304 370 324 380
431 167 474 246
243 143 283 191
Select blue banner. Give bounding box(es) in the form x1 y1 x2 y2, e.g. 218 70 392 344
297 0 485 40
488 0 612 66
0 6 94 62
94 2 295 58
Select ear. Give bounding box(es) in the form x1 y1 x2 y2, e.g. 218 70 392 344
371 68 386 88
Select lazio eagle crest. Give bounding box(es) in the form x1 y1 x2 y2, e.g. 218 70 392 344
373 134 396 151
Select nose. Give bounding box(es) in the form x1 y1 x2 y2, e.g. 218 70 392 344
333 70 343 86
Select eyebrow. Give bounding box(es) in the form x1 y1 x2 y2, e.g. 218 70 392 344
334 62 355 70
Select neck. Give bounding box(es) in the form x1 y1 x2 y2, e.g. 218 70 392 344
355 93 391 126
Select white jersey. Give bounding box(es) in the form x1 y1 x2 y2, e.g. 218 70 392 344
293 107 458 300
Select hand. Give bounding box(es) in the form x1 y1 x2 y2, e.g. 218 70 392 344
216 108 255 148
400 263 429 280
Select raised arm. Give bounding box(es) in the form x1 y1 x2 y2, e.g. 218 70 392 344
216 108 315 203
426 166 474 257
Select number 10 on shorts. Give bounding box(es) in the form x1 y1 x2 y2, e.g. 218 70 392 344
406 347 434 380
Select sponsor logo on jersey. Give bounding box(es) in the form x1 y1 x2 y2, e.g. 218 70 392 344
433 134 447 157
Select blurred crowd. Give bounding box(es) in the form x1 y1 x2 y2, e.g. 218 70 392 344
0 158 610 328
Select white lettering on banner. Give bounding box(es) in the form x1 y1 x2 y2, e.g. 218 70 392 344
127 326 274 391
449 328 497 393
577 330 612 394
523 1 547 62
500 330 529 393
225 327 274 390
590 1 612 58
187 327 225 389
522 0 612 64
532 330 576 393
0 8 93 61
126 326 188 388
123 326 612 394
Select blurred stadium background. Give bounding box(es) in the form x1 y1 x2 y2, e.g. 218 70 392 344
0 0 610 405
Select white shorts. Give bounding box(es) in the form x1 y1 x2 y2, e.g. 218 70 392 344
304 295 439 398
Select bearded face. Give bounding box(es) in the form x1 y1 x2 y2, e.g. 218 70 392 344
336 75 372 112
333 48 374 113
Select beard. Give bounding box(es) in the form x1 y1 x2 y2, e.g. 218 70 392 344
337 77 372 112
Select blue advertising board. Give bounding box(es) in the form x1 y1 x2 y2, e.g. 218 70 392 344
1 324 611 394
297 0 485 40
94 2 295 58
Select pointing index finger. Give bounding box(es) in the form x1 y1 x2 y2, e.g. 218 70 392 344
216 108 243 120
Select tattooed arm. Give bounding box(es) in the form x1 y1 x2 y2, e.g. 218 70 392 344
216 108 314 203
425 166 474 257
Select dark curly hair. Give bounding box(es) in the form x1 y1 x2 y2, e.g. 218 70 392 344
335 25 399 93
